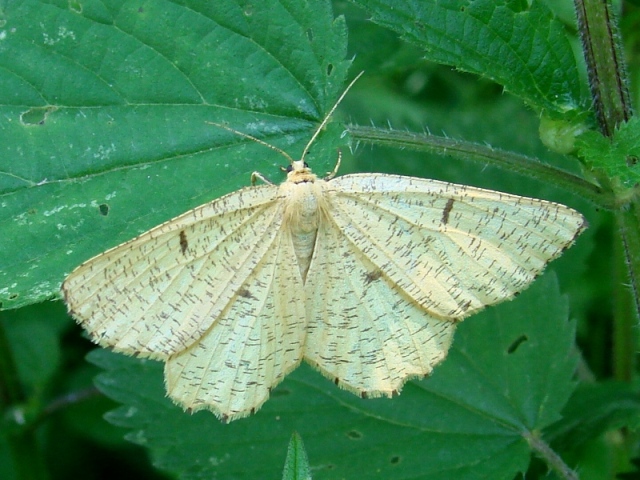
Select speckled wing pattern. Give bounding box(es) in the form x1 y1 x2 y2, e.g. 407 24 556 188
62 183 282 360
326 174 585 319
62 171 585 421
304 217 455 397
164 227 307 421
302 173 585 398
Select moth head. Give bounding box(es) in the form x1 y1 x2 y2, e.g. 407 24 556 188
286 159 316 183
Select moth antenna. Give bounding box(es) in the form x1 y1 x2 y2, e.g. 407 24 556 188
207 121 296 165
207 71 363 167
299 71 365 162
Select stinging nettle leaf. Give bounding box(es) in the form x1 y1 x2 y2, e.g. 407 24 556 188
349 0 585 113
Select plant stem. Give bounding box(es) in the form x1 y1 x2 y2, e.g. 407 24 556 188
574 0 632 137
614 201 640 377
347 125 610 207
523 430 578 480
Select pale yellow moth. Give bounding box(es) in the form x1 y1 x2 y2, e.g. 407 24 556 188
62 75 587 422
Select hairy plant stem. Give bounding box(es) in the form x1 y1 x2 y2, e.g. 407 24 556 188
347 125 610 207
574 0 632 137
575 0 640 357
614 201 640 374
523 431 578 480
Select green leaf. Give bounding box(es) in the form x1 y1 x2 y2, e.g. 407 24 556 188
576 117 640 190
0 0 350 310
282 432 312 480
90 273 577 479
0 435 18 480
1 303 70 396
348 0 584 114
546 381 640 452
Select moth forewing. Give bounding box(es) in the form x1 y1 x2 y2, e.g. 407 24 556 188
61 183 282 359
325 174 586 319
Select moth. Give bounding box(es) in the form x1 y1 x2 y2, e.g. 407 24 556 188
62 75 586 422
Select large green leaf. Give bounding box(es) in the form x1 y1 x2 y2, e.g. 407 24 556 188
91 273 578 480
0 0 349 309
348 0 585 114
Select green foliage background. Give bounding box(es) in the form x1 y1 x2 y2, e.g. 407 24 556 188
1 0 639 479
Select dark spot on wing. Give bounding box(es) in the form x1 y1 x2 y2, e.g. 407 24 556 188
364 269 382 285
442 198 454 225
238 288 257 300
507 334 528 354
179 230 188 255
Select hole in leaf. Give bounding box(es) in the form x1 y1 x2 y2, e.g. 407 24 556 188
20 106 57 125
69 0 82 13
270 388 290 397
627 155 638 167
98 204 110 216
507 334 528 354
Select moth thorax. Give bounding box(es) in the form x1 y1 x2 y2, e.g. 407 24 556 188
280 179 328 282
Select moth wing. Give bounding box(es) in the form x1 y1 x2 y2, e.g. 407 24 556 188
327 174 586 319
304 218 456 397
165 228 306 421
61 184 282 359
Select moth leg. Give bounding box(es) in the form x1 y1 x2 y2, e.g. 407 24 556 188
251 171 273 185
324 149 342 180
